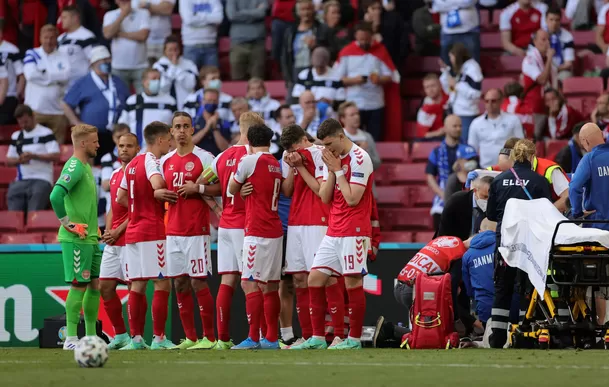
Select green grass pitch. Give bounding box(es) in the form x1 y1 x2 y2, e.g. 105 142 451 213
2 348 609 387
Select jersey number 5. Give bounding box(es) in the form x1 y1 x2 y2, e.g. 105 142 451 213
271 178 280 211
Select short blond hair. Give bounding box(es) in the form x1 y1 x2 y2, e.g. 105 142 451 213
239 111 265 136
338 101 357 118
71 124 98 141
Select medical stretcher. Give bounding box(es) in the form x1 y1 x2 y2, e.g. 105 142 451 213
509 220 609 349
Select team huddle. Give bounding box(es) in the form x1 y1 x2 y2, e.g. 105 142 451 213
51 110 378 351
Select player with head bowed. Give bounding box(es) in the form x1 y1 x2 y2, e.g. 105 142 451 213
49 124 101 350
151 112 219 350
99 132 140 349
228 123 284 350
117 121 177 350
197 111 266 349
290 118 374 350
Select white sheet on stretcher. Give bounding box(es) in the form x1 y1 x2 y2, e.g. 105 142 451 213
497 198 609 300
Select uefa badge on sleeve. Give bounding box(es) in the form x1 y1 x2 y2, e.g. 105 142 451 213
62 174 71 183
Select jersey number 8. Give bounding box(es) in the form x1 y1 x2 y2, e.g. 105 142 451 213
271 178 280 211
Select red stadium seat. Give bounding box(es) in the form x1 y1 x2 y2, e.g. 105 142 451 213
381 231 413 243
0 145 8 165
60 145 73 163
482 77 516 93
409 141 440 163
572 31 596 49
43 232 58 244
386 164 428 185
375 186 410 207
27 210 59 232
265 81 287 100
562 77 603 96
0 166 16 187
403 56 440 76
222 81 248 96
581 96 597 117
410 185 435 207
379 208 434 230
218 37 231 54
402 120 418 140
403 98 422 120
535 141 546 158
0 188 7 210
0 211 25 232
53 165 63 181
0 125 17 143
401 79 424 98
0 233 44 244
579 54 606 73
480 32 503 51
376 142 408 163
171 13 181 30
479 9 494 30
413 231 436 243
545 140 568 162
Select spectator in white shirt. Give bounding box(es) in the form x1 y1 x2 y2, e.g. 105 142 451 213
23 24 71 145
0 57 7 109
440 42 483 143
546 7 575 80
179 0 224 68
432 0 480 65
6 105 60 213
58 5 97 91
247 77 281 124
103 0 151 94
338 101 381 171
153 35 198 110
0 24 24 125
119 68 177 147
270 104 297 158
292 45 345 104
133 0 176 64
291 90 334 137
184 66 235 124
229 97 250 140
468 88 524 168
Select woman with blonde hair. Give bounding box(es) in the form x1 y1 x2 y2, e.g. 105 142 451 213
485 138 553 349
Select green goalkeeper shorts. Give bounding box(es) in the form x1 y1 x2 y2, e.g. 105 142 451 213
61 242 101 283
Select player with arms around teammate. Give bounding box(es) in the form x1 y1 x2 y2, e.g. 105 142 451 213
279 124 333 346
117 121 177 350
49 124 101 350
228 124 284 350
198 112 265 348
291 118 374 350
159 112 218 350
99 133 140 349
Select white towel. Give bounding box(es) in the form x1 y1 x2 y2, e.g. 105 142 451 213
498 198 609 299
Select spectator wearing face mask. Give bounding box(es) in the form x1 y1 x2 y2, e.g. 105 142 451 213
184 65 235 124
118 68 177 147
247 77 281 123
153 35 198 110
62 46 131 161
292 46 344 105
444 145 479 200
192 88 231 155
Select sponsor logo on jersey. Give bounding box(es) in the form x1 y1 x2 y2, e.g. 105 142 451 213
352 172 364 178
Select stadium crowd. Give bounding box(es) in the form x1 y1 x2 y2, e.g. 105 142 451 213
3 0 609 350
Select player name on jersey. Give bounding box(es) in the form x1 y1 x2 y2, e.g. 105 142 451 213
212 145 249 230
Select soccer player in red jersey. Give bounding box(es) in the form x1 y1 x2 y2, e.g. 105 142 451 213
290 118 373 350
99 133 140 350
279 124 338 347
158 112 218 350
117 121 178 350
228 123 284 350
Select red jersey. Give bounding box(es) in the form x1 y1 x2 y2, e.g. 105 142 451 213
547 104 584 140
416 94 449 138
120 152 166 244
502 96 535 138
281 146 329 226
211 144 249 229
499 2 546 49
397 236 466 283
161 146 215 237
323 144 373 238
522 47 553 115
233 152 283 238
598 3 609 44
109 167 128 247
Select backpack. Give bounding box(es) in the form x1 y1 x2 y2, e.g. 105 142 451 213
400 273 459 349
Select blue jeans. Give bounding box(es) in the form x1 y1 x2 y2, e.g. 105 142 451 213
440 30 480 65
183 44 218 69
271 19 291 61
459 115 477 144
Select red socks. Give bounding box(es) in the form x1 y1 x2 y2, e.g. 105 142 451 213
326 282 346 339
196 288 216 342
152 290 169 337
346 286 366 339
308 286 327 337
263 291 280 342
104 294 127 335
128 291 146 337
245 291 263 341
216 284 234 342
295 287 312 339
176 290 197 341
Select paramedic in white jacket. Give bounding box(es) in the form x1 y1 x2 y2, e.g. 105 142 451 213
153 35 198 110
23 24 71 144
179 0 224 69
440 42 483 144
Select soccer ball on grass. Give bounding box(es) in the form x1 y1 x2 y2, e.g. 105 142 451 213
74 336 109 368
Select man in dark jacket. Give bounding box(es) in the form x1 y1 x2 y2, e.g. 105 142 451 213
554 121 585 174
360 0 408 69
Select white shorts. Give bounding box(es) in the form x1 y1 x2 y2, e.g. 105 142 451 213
166 235 212 278
125 240 167 280
311 236 370 276
241 236 283 283
285 225 328 274
217 227 245 275
100 245 127 283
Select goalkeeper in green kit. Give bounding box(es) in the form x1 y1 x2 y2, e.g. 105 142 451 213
49 124 101 350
